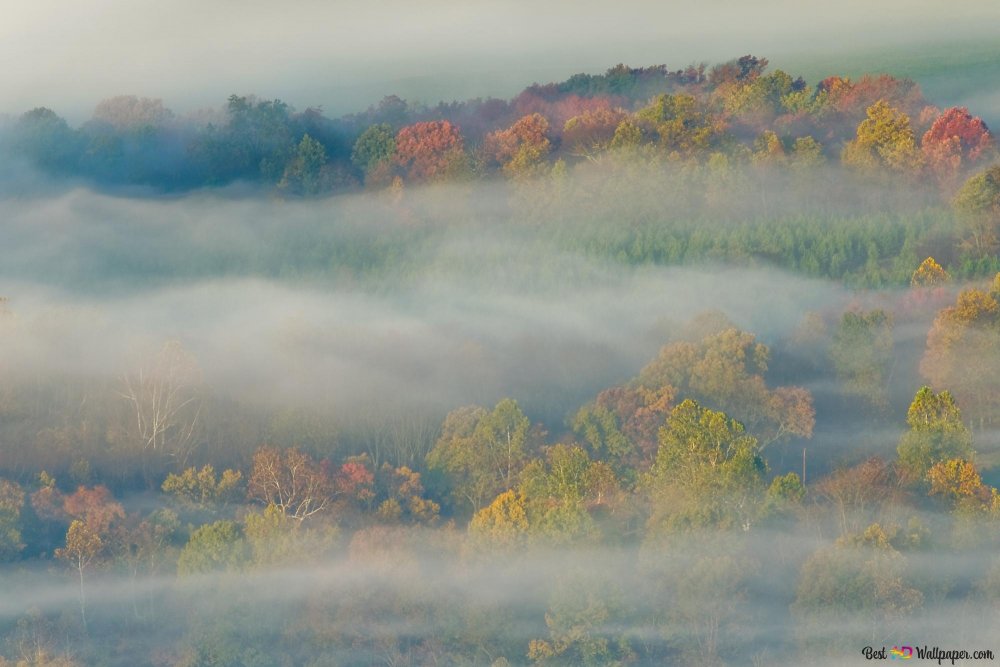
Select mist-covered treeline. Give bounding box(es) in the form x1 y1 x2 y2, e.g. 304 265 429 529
4 54 999 285
3 54 1000 666
0 55 991 197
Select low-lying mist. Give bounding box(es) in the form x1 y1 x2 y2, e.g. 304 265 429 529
2 178 850 427
2 160 999 666
2 525 998 666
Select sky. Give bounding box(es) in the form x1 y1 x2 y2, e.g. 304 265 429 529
3 0 1000 123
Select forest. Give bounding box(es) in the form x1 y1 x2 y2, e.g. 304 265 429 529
2 52 1000 665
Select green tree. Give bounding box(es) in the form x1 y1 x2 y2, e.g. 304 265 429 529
518 445 612 544
278 133 329 195
11 107 81 174
351 122 397 180
426 399 532 514
897 387 973 482
635 94 720 156
763 471 806 521
0 479 25 561
569 403 633 473
243 504 336 567
953 165 1000 258
646 399 766 533
162 465 243 513
176 520 248 575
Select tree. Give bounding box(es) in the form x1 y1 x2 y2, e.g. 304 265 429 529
664 550 757 664
570 382 677 475
921 107 994 187
708 55 769 86
469 489 529 549
62 485 125 534
635 94 719 156
11 107 81 174
813 74 924 121
517 445 614 544
370 463 440 525
243 504 337 568
221 95 297 181
426 405 490 512
92 95 173 129
646 399 766 533
117 340 204 470
426 399 532 514
111 509 178 621
763 472 805 522
55 520 103 633
351 123 397 182
910 256 950 288
162 465 244 513
842 100 921 175
278 133 330 196
794 525 922 651
562 108 627 161
953 166 1000 258
920 278 1000 424
176 520 248 575
724 69 803 122
813 458 901 536
474 399 530 490
527 571 633 666
829 310 894 411
483 113 552 178
897 387 973 482
393 120 465 182
926 458 986 502
247 446 334 522
790 136 826 169
0 479 24 561
637 327 814 447
332 456 376 515
2 610 81 666
607 118 647 152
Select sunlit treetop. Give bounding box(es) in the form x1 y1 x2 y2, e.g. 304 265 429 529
910 257 951 288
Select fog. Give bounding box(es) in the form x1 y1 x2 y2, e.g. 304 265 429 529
2 527 998 666
1 165 987 473
3 56 1000 660
1 182 847 426
4 1 1000 122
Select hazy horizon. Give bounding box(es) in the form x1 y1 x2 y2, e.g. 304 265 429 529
4 1 1000 123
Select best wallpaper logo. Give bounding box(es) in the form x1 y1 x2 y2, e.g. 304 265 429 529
890 646 914 660
865 644 995 662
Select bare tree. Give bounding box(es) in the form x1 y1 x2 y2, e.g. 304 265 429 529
248 446 333 522
118 340 203 467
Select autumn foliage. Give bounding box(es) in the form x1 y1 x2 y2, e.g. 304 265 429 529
393 120 465 182
922 107 994 185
